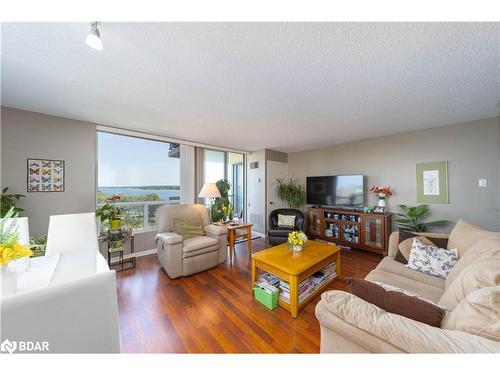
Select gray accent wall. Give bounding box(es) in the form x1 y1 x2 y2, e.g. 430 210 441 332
287 117 500 232
1 107 97 235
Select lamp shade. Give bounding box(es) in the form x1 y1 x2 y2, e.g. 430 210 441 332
198 183 221 199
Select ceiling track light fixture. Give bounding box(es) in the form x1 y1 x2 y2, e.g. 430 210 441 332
85 22 103 51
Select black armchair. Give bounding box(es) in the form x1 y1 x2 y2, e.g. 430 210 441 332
267 208 305 245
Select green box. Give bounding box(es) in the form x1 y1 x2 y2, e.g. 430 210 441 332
253 286 278 310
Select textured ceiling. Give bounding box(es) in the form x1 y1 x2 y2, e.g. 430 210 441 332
1 22 499 152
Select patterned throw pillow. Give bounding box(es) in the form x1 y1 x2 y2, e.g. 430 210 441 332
277 214 296 227
406 238 458 279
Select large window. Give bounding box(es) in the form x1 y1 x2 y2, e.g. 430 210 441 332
97 132 181 230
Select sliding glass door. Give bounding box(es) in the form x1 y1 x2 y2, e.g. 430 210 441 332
227 152 244 220
198 148 246 220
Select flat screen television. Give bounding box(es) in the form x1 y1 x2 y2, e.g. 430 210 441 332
306 175 364 208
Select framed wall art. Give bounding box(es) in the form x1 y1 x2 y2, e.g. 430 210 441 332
27 158 65 192
416 161 448 204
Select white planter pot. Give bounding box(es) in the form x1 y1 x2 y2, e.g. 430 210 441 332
378 199 386 207
0 265 18 298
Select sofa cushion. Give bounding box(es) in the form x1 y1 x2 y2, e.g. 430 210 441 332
183 236 219 253
406 238 458 279
445 235 500 288
376 257 446 290
395 230 449 264
173 216 205 239
347 278 445 327
366 269 444 303
439 252 500 309
447 219 497 257
268 227 294 237
441 286 500 342
182 245 219 259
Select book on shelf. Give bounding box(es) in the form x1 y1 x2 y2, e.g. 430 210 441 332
261 261 338 304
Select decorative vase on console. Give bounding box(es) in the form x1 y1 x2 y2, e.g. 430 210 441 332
0 208 33 298
370 186 393 209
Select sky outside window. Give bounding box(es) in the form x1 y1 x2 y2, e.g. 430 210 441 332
98 132 180 187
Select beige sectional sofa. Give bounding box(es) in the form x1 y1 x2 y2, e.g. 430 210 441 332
315 219 500 353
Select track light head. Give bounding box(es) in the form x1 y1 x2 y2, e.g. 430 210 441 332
85 22 103 51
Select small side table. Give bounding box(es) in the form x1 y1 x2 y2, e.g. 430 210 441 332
107 234 136 271
216 222 253 264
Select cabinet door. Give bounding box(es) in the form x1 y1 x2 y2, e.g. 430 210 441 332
363 216 384 250
324 220 340 240
341 222 360 245
307 210 322 237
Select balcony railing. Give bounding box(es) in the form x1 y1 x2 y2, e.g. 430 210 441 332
97 199 180 231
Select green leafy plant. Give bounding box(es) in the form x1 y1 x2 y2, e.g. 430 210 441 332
100 228 132 249
394 204 448 232
95 195 123 223
275 177 304 208
211 179 231 222
30 235 48 257
1 187 25 217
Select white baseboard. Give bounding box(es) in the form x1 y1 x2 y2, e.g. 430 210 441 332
252 231 266 238
135 248 157 257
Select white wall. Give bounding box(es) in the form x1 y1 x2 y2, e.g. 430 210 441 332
288 117 500 232
1 107 96 235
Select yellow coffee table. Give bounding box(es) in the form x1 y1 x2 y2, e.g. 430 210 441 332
251 240 341 318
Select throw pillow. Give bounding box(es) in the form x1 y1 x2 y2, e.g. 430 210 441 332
173 216 205 239
441 286 500 341
439 253 500 310
406 238 458 279
445 235 500 289
277 214 295 227
394 230 449 264
347 278 445 327
447 219 497 257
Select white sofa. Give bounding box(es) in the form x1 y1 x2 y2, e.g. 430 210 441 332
315 220 500 353
1 249 120 353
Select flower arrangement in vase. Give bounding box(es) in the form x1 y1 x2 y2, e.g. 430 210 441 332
287 231 308 252
0 208 33 297
370 186 393 208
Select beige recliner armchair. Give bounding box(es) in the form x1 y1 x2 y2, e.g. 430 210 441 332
155 204 228 278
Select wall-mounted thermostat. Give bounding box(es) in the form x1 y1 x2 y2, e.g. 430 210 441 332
478 179 487 187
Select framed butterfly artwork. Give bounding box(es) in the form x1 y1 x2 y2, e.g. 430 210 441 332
27 158 65 192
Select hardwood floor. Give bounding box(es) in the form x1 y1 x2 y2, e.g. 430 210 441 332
116 238 382 353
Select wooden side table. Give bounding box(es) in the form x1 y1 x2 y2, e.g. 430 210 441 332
216 222 253 264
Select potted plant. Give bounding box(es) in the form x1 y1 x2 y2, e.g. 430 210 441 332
275 177 305 208
212 179 231 222
101 228 132 250
394 204 448 232
96 195 123 229
370 186 393 207
1 187 25 217
0 207 33 297
288 231 308 252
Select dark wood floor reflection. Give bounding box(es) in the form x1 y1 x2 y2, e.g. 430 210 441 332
116 238 381 353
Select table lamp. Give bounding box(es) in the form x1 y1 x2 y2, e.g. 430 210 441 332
198 182 221 222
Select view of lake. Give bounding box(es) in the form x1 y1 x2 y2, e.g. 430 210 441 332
98 186 180 201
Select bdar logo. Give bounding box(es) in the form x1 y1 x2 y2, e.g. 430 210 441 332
1 339 17 354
